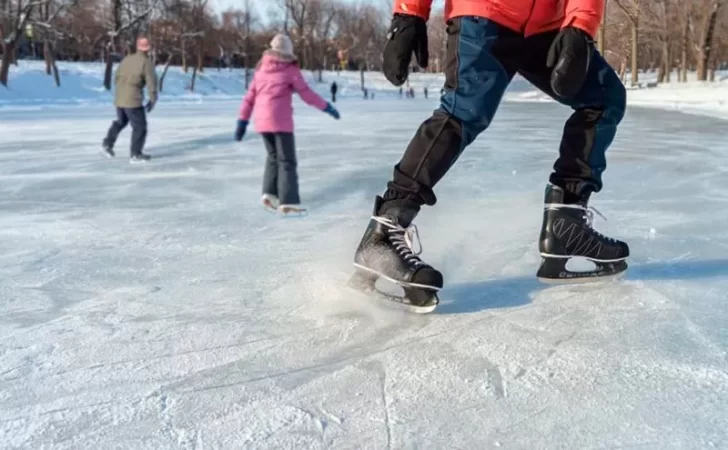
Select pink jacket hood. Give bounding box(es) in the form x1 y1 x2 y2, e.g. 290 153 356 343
239 52 328 134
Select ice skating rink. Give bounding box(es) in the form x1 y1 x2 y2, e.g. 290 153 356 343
1 98 727 448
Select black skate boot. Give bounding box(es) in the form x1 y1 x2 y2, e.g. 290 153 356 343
537 184 629 283
129 153 151 164
350 196 443 313
102 139 115 158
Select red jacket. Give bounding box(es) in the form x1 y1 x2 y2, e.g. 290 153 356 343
395 0 603 38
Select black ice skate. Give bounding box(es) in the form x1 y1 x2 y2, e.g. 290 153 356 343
537 184 629 283
129 153 151 164
350 196 443 314
102 139 115 158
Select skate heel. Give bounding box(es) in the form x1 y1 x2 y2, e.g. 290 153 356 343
348 269 378 292
537 256 628 284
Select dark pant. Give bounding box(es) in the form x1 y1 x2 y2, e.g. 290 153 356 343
104 107 148 156
332 92 337 103
262 132 300 205
388 17 626 206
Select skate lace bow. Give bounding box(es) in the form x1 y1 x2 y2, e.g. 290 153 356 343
584 206 616 242
372 216 425 267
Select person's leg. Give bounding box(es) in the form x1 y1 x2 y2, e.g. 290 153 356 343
383 17 524 210
351 17 525 302
520 31 626 201
275 133 300 206
126 107 148 157
103 108 129 151
519 32 629 281
261 133 279 199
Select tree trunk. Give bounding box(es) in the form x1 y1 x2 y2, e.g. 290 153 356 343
658 38 669 83
159 53 173 92
44 40 52 75
103 45 114 90
680 18 689 82
182 40 188 73
190 65 197 91
619 57 627 81
0 40 16 86
51 56 60 87
360 67 364 90
696 0 721 81
665 40 671 83
709 58 716 81
44 40 60 86
630 19 639 87
196 39 203 73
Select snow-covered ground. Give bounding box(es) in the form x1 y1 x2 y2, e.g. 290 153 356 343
3 61 727 120
2 82 728 448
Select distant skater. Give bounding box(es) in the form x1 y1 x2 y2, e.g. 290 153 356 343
234 34 340 216
331 81 338 103
102 37 157 163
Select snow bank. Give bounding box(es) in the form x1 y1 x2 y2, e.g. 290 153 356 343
0 60 445 108
2 60 728 120
507 70 728 121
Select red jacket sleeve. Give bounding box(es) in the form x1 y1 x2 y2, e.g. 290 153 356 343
562 0 604 38
393 0 433 20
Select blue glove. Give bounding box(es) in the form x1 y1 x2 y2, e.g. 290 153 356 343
234 119 248 141
323 103 340 120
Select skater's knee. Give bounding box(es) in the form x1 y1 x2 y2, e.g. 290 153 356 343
278 157 297 170
604 81 626 124
578 66 626 125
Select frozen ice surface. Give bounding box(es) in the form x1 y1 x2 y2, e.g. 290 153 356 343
1 92 727 449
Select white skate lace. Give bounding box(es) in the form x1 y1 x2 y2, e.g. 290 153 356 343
372 216 426 268
545 203 616 243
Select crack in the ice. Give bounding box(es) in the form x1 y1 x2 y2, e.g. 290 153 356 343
176 330 452 396
380 365 393 450
485 359 505 399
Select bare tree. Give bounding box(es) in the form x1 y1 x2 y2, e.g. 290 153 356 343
0 0 44 86
612 0 641 86
101 0 159 90
696 0 723 80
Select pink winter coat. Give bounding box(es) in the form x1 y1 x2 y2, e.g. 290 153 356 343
239 53 328 133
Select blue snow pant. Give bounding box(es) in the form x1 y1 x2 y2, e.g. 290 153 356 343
104 107 148 156
262 132 300 205
387 17 627 206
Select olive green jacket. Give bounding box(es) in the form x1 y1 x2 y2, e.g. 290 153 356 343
114 52 158 108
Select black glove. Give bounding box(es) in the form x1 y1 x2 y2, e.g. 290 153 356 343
145 101 155 113
382 14 428 86
546 27 594 99
234 119 248 141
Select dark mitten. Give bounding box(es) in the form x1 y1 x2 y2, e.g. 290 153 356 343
546 27 594 99
234 119 248 141
382 14 428 86
145 101 155 113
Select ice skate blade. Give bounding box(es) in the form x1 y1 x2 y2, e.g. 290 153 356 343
347 285 438 314
353 263 441 292
348 270 438 314
537 257 628 285
279 210 308 218
538 270 627 285
102 149 114 158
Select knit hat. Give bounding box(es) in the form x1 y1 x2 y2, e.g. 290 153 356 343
269 34 294 59
136 37 151 52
